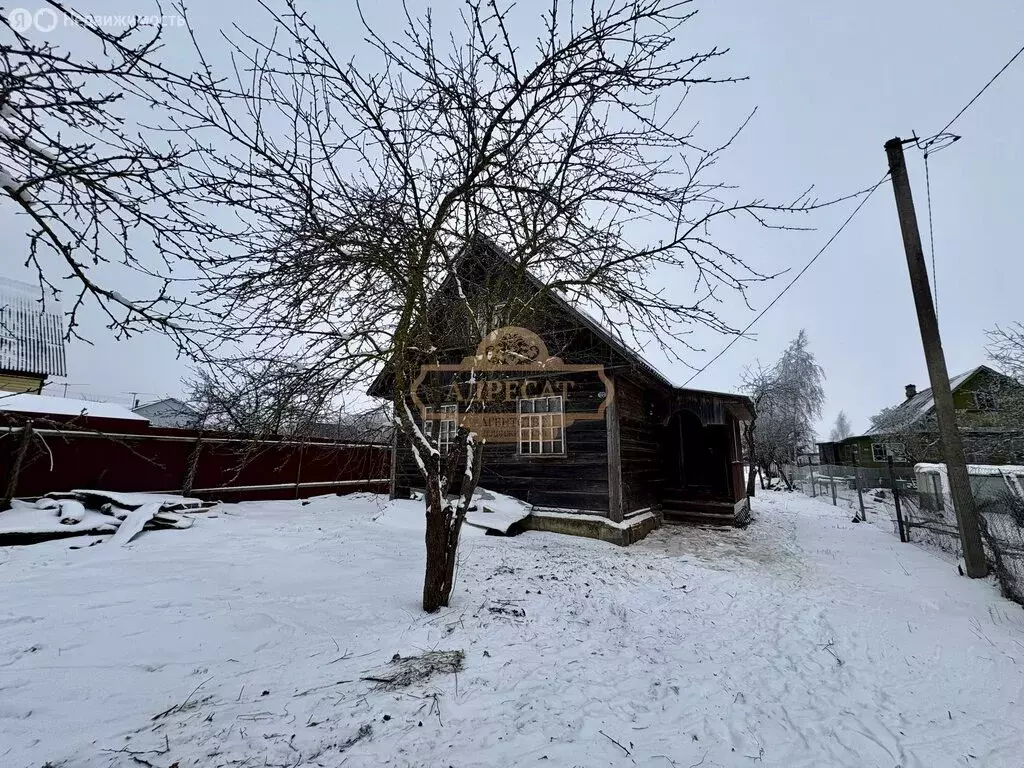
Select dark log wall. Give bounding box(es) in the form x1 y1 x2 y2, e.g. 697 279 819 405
616 376 670 513
394 372 612 513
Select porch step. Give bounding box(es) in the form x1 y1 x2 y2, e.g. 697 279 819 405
662 509 737 526
661 498 738 526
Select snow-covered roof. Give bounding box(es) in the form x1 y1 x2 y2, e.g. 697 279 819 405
864 365 991 436
0 393 148 421
133 397 198 415
0 278 66 377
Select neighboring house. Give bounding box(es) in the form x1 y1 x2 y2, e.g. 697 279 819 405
0 393 148 428
819 365 1024 468
132 397 202 429
0 278 66 394
368 235 754 539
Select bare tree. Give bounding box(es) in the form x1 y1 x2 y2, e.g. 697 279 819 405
867 406 932 464
167 1 842 611
186 356 338 439
988 323 1024 383
829 410 852 442
741 330 825 489
1 2 210 343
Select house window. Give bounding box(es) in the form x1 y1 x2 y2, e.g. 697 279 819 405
424 404 458 454
973 390 998 411
872 442 905 462
519 395 565 455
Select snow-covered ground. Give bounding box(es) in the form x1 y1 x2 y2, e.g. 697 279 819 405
2 490 1023 767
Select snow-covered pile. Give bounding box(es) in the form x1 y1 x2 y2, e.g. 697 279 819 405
0 489 210 545
2 490 1023 767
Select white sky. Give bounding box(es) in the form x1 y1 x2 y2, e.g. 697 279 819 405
2 0 1022 434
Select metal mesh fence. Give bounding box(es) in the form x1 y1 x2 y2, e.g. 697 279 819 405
783 463 1024 605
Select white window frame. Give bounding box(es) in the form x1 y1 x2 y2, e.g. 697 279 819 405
872 441 905 462
424 404 458 454
518 395 565 456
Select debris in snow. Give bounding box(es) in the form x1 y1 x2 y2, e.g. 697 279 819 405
57 499 87 525
487 602 526 618
465 487 532 534
0 490 211 546
106 503 162 547
361 650 465 690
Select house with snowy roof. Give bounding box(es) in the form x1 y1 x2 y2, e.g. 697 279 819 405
0 278 66 394
132 397 202 429
368 235 754 542
819 365 1024 468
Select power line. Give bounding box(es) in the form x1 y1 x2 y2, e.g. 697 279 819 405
939 42 1024 135
684 39 1024 387
682 174 888 387
920 39 1024 318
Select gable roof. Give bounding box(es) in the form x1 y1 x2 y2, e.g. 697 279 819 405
471 235 674 389
0 278 66 377
366 234 752 416
133 397 199 415
864 365 1000 435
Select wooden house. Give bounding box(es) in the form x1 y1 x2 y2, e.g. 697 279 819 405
368 237 753 543
818 365 1024 468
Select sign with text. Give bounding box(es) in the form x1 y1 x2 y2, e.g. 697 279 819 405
411 326 613 444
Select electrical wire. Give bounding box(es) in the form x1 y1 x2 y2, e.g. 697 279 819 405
939 42 1024 135
681 174 889 387
684 39 1024 387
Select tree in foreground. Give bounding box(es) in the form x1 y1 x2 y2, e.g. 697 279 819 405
741 330 825 489
0 3 209 343
170 1 836 611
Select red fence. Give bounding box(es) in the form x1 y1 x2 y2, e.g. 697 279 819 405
1 416 391 503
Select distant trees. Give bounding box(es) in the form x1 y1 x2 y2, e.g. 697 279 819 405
741 330 825 489
987 324 1024 425
829 410 852 442
186 357 339 440
987 323 1024 382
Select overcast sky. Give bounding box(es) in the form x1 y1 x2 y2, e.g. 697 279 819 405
3 0 1022 436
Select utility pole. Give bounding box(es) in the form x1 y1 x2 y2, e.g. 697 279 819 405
884 138 987 578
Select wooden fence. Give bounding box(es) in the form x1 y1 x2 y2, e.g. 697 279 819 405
0 417 391 503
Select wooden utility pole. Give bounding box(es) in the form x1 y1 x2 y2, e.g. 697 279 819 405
884 138 987 577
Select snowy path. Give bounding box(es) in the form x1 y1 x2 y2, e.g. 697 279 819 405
1 490 1023 767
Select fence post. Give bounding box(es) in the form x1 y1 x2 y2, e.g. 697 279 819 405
809 464 816 497
1 420 33 510
294 442 306 499
182 433 203 496
852 456 866 521
888 456 907 542
829 466 837 506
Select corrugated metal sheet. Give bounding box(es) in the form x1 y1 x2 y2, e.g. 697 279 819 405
0 278 67 377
